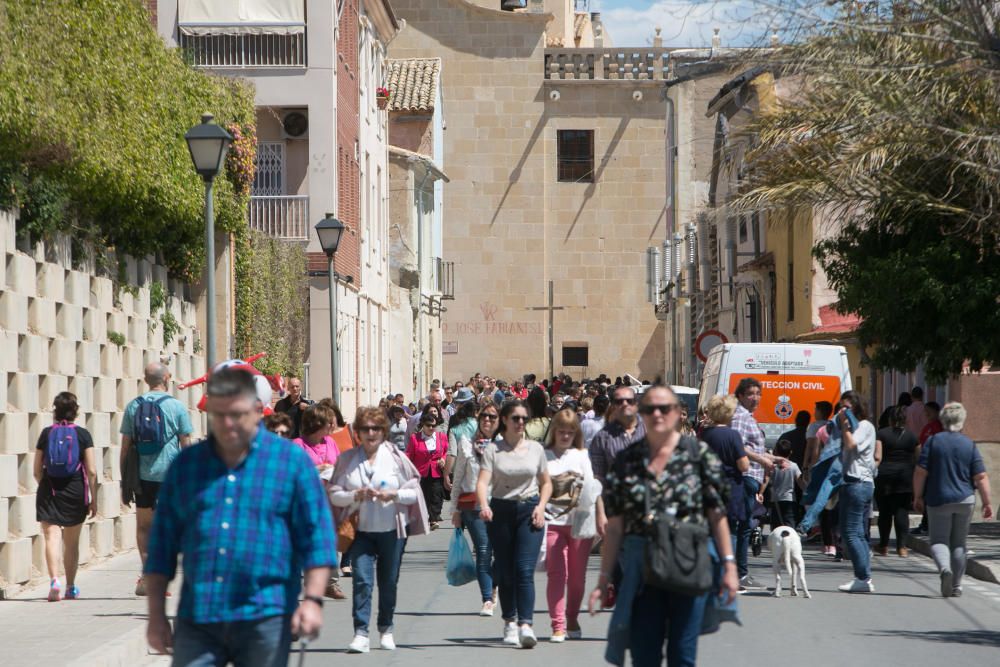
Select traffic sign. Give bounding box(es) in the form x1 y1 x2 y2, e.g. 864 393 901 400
695 329 728 362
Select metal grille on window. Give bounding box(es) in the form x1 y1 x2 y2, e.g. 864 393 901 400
253 142 285 196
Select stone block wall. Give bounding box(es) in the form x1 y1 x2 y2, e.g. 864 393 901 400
0 209 207 595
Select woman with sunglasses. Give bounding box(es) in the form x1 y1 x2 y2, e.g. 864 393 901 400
589 386 738 667
329 407 429 654
407 410 450 529
450 404 501 616
477 400 553 648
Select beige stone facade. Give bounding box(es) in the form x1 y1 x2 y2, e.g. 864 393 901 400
388 0 682 382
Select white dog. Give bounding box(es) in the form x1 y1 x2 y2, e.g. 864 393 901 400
768 526 811 598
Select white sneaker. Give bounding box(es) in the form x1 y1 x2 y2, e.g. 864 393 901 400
347 634 370 653
550 631 567 643
380 633 396 651
502 622 519 645
480 600 495 617
838 579 874 593
518 624 537 649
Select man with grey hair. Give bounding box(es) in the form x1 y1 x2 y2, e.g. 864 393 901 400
913 402 993 598
121 361 193 596
406 387 448 438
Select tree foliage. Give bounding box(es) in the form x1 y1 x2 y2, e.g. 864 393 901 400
234 229 308 379
0 0 255 280
738 0 1000 380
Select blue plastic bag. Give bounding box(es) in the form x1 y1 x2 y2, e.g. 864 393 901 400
446 528 477 587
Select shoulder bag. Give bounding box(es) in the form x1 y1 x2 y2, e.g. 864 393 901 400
643 436 714 596
549 471 584 517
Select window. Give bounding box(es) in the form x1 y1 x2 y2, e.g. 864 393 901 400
562 344 589 367
557 130 594 182
738 215 748 244
253 142 285 196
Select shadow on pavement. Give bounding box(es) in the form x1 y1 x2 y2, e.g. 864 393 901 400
865 629 1000 647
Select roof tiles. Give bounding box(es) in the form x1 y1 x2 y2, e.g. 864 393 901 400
385 58 441 112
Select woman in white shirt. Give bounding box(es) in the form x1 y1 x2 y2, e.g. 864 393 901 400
544 409 603 642
330 407 429 654
450 403 501 616
836 391 877 594
477 400 552 649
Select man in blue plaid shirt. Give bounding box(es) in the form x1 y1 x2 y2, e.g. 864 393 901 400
145 368 338 666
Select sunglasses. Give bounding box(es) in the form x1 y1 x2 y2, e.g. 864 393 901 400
479 414 498 420
612 397 637 406
639 403 679 416
508 415 528 422
357 425 383 433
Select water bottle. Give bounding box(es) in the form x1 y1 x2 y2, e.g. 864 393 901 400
377 480 392 507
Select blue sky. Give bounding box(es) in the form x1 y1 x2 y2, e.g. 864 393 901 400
598 0 779 48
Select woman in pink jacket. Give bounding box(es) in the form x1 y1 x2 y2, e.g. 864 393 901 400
406 410 449 529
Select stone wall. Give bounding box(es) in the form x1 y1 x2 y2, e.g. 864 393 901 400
0 210 206 596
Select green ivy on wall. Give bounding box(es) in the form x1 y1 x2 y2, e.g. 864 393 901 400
234 229 308 379
0 0 255 281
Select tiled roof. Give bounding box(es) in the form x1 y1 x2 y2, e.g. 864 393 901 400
385 58 441 112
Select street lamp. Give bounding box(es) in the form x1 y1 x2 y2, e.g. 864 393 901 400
315 214 350 405
185 113 233 369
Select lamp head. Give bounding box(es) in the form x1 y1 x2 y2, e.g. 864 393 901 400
185 113 233 180
315 213 347 256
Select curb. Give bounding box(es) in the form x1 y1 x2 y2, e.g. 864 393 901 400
905 534 999 585
66 621 164 667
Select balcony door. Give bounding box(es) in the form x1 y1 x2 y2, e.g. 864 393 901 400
253 142 285 196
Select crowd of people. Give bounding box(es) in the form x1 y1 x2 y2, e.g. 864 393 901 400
28 364 993 666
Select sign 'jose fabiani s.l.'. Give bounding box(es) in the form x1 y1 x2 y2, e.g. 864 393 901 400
442 302 545 337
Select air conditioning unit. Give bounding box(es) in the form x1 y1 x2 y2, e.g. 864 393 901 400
281 110 309 140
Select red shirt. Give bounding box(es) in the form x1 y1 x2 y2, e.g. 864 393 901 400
919 419 943 445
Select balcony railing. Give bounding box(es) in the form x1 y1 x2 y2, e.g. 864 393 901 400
544 48 669 81
249 196 309 240
179 29 307 68
435 258 455 300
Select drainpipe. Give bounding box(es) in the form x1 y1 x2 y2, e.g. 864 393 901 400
413 165 431 395
665 89 676 383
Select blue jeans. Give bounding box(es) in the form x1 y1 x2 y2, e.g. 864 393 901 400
628 586 707 667
172 615 291 667
487 497 544 625
461 509 495 602
351 530 405 636
730 477 760 578
839 481 874 581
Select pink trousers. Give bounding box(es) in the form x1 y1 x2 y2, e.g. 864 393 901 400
544 524 594 632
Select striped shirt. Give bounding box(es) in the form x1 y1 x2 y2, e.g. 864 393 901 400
589 419 646 486
145 427 337 624
732 404 766 484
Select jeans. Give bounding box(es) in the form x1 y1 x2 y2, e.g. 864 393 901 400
461 509 495 603
421 476 445 522
487 497 544 625
172 615 291 667
928 501 975 588
876 491 912 551
839 481 874 581
351 530 405 636
628 586 707 667
730 477 760 578
772 500 798 528
544 524 593 632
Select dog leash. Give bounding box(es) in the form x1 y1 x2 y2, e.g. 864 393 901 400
296 638 309 667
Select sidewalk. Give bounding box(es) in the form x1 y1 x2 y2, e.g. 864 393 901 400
0 550 172 667
907 520 1000 584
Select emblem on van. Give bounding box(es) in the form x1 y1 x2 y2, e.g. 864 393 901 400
775 394 794 420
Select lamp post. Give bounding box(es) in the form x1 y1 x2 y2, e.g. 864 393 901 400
184 113 233 369
315 214 348 405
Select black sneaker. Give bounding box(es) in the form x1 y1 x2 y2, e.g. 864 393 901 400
911 526 926 536
739 575 763 589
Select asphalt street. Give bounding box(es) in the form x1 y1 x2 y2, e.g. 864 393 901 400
292 528 1000 666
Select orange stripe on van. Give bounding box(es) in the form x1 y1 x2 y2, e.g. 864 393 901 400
727 374 842 425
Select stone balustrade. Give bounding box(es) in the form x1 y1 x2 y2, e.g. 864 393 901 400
543 47 670 81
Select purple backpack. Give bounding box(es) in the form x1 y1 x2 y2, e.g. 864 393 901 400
45 422 82 478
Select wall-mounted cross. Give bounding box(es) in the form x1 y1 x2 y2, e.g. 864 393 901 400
528 280 584 381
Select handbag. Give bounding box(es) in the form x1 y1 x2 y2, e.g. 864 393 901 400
336 512 359 554
456 492 478 510
642 436 713 596
549 471 584 517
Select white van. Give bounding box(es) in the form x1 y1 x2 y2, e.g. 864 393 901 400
698 343 852 445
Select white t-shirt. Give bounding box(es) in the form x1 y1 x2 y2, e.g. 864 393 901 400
544 447 594 526
330 445 419 533
842 420 877 483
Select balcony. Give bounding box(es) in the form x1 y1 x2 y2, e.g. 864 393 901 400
543 47 669 81
249 196 309 240
179 29 307 68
